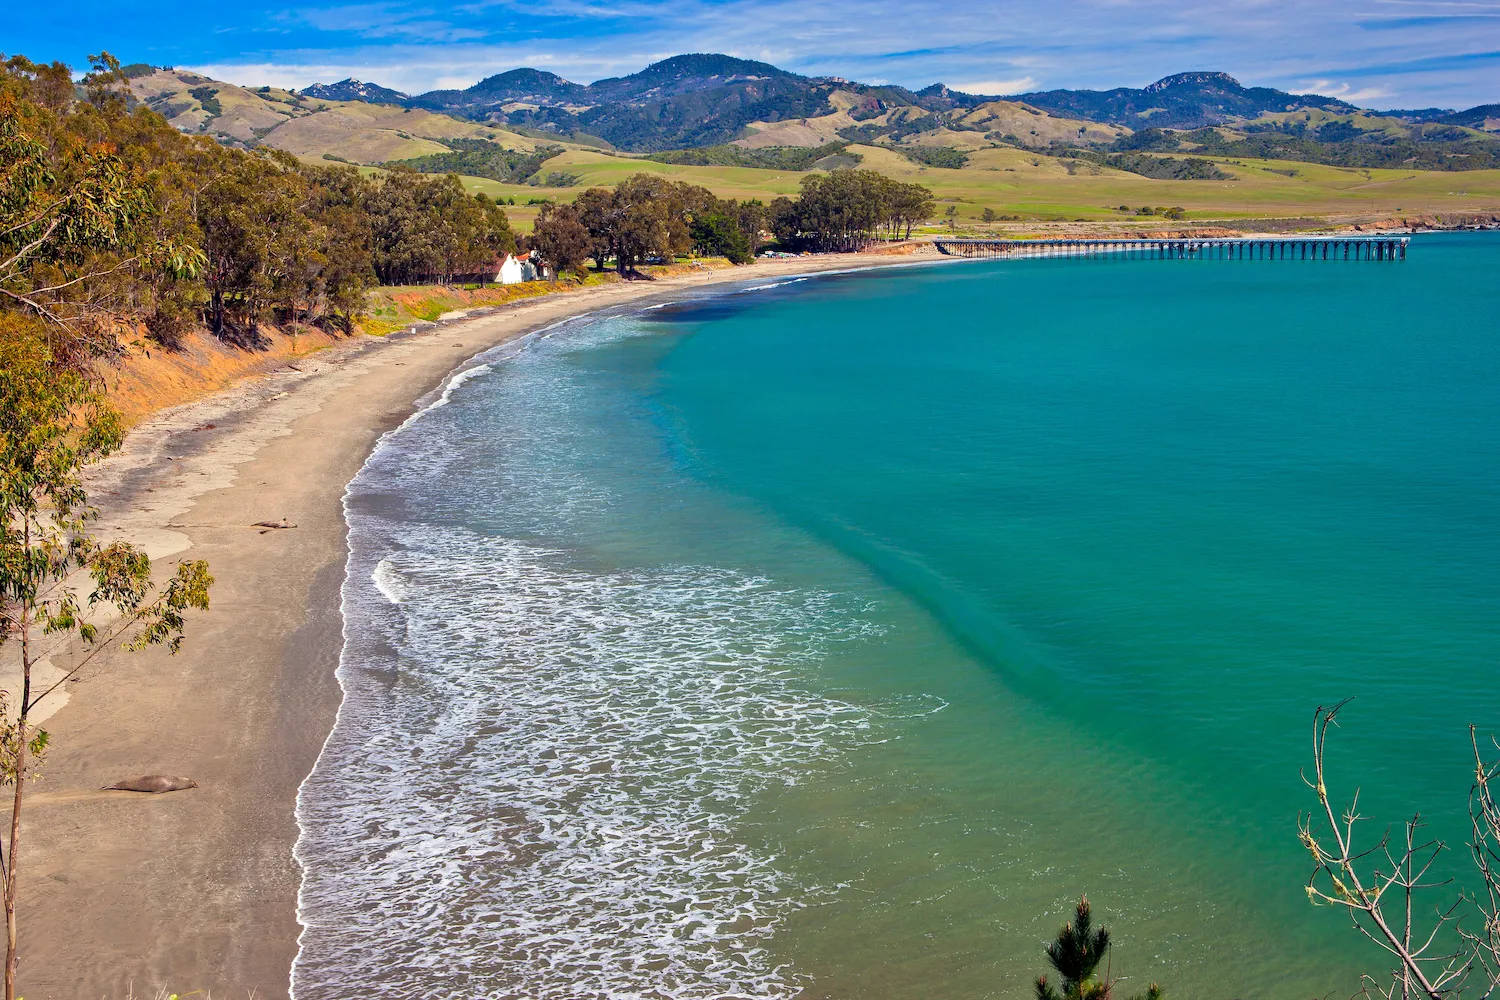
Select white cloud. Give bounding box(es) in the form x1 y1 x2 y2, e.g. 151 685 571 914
185 46 650 93
182 62 385 91
167 0 1500 106
1290 79 1397 102
949 76 1041 94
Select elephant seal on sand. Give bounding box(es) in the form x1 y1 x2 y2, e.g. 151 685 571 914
104 776 198 794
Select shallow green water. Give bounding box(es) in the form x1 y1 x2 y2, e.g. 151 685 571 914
644 234 1500 996
297 233 1500 1000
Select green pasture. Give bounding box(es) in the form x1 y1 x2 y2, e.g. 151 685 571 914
445 143 1500 226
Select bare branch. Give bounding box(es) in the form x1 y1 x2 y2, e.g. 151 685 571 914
1301 702 1477 999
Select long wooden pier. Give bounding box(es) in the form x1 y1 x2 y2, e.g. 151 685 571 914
933 236 1410 261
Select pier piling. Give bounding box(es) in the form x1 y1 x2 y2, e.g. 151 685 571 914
932 236 1410 262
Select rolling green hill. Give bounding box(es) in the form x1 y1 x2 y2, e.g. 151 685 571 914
126 67 560 161
124 62 1500 233
446 143 1500 234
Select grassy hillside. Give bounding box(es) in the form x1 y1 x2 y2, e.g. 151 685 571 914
128 68 556 161
446 143 1500 228
129 67 1500 231
936 100 1128 147
130 68 300 141
262 105 528 163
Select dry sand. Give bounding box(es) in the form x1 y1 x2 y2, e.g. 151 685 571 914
14 252 938 1000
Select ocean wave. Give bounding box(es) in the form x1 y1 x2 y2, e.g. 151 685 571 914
294 523 898 999
370 558 407 605
428 362 492 411
740 277 810 293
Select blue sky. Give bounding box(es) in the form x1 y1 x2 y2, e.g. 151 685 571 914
10 0 1500 109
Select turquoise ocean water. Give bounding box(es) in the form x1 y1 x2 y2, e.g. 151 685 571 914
294 232 1500 999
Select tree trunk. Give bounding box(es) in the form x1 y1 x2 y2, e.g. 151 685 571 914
6 615 30 1000
5 752 21 1000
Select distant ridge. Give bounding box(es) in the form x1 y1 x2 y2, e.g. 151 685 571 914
136 52 1495 159
1016 71 1357 129
295 55 1466 149
1384 107 1459 123
1144 71 1241 93
410 68 587 110
1438 103 1500 131
589 53 797 101
300 78 408 103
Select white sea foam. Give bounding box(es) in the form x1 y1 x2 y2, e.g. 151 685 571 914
428 362 492 411
370 558 407 605
292 275 950 1000
294 522 914 999
381 307 612 442
740 277 810 293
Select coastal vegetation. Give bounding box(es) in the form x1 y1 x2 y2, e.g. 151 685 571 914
1034 898 1163 1000
0 334 214 1000
548 174 768 273
0 53 224 1000
3 47 927 360
527 168 931 274
384 137 567 185
646 141 860 171
769 169 936 249
2 53 517 346
110 57 1500 232
526 202 596 277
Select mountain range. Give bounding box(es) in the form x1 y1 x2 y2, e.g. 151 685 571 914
121 52 1500 178
295 55 1495 153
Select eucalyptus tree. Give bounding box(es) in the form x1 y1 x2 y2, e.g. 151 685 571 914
196 150 312 336
572 186 619 271
610 173 693 273
1 59 213 1000
0 79 200 361
528 202 593 278
366 170 514 285
769 169 934 251
888 181 935 239
690 212 753 263
734 199 769 253
0 327 212 1000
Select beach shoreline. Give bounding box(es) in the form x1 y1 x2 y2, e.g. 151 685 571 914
15 251 933 1000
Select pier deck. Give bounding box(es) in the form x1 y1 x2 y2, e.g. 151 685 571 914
933 236 1410 261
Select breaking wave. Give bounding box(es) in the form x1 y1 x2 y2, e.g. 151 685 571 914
295 519 907 999
291 298 949 999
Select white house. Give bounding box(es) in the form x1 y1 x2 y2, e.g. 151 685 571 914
497 251 543 285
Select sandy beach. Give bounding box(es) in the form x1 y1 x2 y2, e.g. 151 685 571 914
10 252 935 1000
